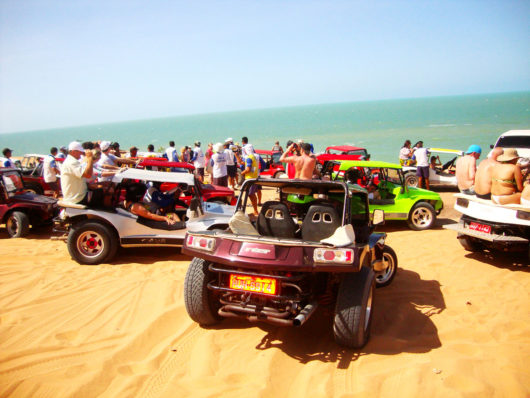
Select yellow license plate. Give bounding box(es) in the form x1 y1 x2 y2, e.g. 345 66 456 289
229 274 277 295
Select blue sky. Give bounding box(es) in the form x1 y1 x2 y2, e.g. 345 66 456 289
1 0 529 134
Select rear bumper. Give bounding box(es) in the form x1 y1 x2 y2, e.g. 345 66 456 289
444 223 529 251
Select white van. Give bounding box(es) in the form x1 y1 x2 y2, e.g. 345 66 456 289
490 130 530 158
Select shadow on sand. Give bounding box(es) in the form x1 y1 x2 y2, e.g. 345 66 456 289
208 269 445 369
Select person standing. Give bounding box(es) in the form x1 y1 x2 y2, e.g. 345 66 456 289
165 141 177 162
271 141 284 154
455 144 482 195
224 142 237 190
191 142 205 182
97 141 136 181
279 142 316 180
43 147 61 198
56 146 68 160
240 145 259 216
414 141 430 189
209 143 228 187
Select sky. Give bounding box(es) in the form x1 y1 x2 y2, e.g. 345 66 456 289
0 0 529 134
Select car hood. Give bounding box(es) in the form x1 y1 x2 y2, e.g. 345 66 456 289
12 192 57 205
406 187 442 200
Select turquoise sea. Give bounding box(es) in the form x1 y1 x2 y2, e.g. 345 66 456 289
1 91 529 162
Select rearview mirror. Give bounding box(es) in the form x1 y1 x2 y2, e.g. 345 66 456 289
372 209 385 226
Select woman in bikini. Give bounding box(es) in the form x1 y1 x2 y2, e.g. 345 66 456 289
490 149 523 205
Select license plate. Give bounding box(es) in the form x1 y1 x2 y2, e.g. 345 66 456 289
469 222 491 234
229 274 277 295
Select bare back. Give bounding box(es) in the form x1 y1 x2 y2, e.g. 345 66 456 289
474 159 496 195
491 163 523 196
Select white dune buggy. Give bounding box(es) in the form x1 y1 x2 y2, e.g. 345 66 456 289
54 168 234 264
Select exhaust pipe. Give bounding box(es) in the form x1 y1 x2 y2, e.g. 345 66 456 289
293 301 318 327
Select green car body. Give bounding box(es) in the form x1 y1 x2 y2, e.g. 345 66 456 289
328 160 444 230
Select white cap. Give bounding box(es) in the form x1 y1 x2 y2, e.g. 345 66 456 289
100 140 111 151
68 141 85 153
244 144 255 155
213 142 224 153
225 137 233 143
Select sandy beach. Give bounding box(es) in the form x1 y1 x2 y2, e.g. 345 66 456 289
0 191 529 397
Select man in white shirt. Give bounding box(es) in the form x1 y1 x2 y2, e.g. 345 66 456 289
191 142 205 182
223 141 237 189
210 143 228 187
60 142 93 204
413 141 430 189
165 141 177 162
43 147 61 198
97 140 136 181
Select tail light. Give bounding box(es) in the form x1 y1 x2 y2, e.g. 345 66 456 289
313 248 354 264
186 235 216 252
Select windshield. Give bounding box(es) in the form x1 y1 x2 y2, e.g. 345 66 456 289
327 148 367 156
496 136 530 149
381 168 402 184
2 172 24 195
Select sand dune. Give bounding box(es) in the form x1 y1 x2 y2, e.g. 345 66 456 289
0 192 528 397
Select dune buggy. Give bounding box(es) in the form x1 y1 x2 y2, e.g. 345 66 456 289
182 177 397 348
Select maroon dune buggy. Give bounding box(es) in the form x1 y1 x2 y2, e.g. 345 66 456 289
182 178 397 348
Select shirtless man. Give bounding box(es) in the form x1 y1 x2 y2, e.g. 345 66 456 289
455 144 481 195
280 142 316 180
474 147 503 200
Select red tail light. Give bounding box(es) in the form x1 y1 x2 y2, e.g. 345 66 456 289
314 248 354 264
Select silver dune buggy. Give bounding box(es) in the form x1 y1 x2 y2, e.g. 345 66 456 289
54 168 234 265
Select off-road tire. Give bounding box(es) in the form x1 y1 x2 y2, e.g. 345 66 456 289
375 246 398 288
333 267 375 348
24 183 44 195
404 172 419 188
184 257 222 326
67 220 118 265
6 211 30 238
407 202 436 230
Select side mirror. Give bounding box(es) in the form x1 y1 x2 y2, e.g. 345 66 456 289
372 209 385 226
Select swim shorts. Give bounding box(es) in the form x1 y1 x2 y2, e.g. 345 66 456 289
416 166 429 178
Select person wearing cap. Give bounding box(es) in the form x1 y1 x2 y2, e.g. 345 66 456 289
490 148 523 205
209 143 228 187
60 141 94 204
97 140 136 181
474 147 503 200
57 146 68 160
455 144 482 195
190 142 205 182
223 141 237 189
2 148 15 168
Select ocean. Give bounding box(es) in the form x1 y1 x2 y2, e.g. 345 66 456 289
1 91 529 162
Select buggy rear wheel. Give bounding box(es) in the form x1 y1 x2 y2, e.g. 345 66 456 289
67 221 117 265
333 267 375 348
404 172 419 188
184 257 222 326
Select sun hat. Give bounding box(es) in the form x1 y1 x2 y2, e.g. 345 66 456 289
68 141 85 153
225 137 233 143
497 148 519 162
465 144 482 155
100 141 111 151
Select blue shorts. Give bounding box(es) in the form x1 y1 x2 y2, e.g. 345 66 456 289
416 166 429 178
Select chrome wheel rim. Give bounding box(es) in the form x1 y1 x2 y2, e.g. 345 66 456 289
376 252 395 284
77 231 105 258
412 207 432 228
